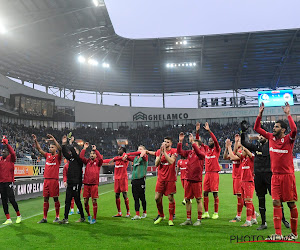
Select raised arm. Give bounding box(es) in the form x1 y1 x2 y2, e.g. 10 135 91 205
6 143 16 163
223 146 230 160
240 131 258 153
47 134 62 157
32 134 46 157
254 103 270 139
282 102 297 139
177 132 189 158
226 139 240 161
61 136 72 160
195 122 200 140
92 145 103 166
79 142 89 165
204 122 220 151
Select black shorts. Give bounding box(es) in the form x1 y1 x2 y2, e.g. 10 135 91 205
254 172 272 197
0 182 16 200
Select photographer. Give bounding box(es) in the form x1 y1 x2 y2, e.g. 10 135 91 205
59 135 85 224
240 121 289 230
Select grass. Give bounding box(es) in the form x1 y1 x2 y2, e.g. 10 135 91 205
0 173 299 249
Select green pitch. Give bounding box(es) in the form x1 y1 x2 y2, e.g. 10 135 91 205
0 173 299 249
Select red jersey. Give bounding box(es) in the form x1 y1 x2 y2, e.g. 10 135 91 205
232 159 241 179
177 159 188 180
44 153 62 180
0 144 16 183
63 163 69 183
80 149 103 185
177 143 206 182
155 148 178 182
240 154 254 182
195 131 220 172
112 153 130 180
254 115 297 174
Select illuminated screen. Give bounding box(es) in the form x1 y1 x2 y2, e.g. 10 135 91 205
258 89 294 107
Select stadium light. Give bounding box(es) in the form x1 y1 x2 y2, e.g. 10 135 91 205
88 58 98 66
93 0 100 7
102 63 110 68
183 40 187 45
78 55 86 63
166 62 197 68
0 24 7 34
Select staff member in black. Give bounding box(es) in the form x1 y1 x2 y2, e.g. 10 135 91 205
240 121 290 230
59 135 85 224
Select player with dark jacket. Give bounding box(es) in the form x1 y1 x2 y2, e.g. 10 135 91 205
59 136 85 224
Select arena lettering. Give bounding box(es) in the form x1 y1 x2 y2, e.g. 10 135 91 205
137 113 189 121
18 184 27 195
269 147 288 154
27 184 32 194
32 183 40 193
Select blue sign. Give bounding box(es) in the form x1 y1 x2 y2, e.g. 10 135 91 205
258 89 294 107
296 153 300 159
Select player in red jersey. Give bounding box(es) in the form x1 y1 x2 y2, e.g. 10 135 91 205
80 142 103 224
224 135 244 222
33 134 62 223
227 140 258 227
201 123 221 220
254 102 298 241
178 133 206 226
0 136 22 225
176 157 188 205
154 137 177 226
104 147 134 218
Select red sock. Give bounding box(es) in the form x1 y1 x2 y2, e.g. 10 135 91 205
143 210 147 214
290 205 298 236
198 211 202 220
245 201 253 221
214 197 219 213
116 198 121 213
173 200 176 215
136 211 140 216
157 200 164 217
237 197 243 216
16 211 21 216
125 198 130 213
71 198 75 209
169 202 175 221
187 210 191 220
85 204 90 216
43 202 49 219
273 205 282 235
5 214 10 219
93 203 97 220
204 196 209 212
55 201 60 218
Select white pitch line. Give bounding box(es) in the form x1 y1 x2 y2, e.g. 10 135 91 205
0 189 114 229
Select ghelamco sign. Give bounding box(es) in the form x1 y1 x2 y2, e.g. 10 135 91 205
133 112 189 121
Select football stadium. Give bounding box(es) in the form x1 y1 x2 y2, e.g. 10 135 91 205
0 0 300 249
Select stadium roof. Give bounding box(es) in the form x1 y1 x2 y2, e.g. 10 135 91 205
0 0 300 94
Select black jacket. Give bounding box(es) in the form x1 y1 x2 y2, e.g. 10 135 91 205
241 132 271 173
62 144 83 184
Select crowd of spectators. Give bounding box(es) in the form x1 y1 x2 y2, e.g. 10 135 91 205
1 119 299 166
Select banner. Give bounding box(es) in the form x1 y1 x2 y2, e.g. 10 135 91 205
14 165 35 177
